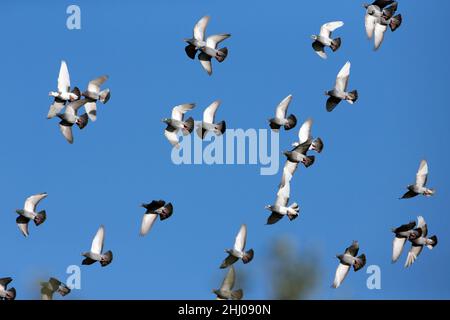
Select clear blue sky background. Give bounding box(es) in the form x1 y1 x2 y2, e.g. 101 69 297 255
0 0 449 299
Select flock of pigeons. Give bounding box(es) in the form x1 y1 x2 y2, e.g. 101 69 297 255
0 1 438 300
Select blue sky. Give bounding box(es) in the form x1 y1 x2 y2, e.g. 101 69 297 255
0 0 449 299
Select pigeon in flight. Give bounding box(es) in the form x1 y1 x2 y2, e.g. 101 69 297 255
184 16 230 75
220 224 254 268
15 192 48 237
81 225 113 267
163 103 196 148
48 60 80 119
268 94 297 132
400 160 435 199
40 277 71 300
311 21 344 59
81 75 111 121
404 216 438 268
197 100 226 139
284 118 323 167
0 277 16 300
364 1 402 50
332 241 366 288
56 99 89 144
139 200 173 236
265 179 299 225
392 220 418 263
213 266 243 300
325 61 358 112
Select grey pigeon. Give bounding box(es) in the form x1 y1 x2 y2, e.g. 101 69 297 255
81 75 111 121
184 16 230 75
268 94 297 131
0 277 16 300
325 61 358 112
15 192 48 237
220 224 254 268
197 100 226 139
311 21 344 59
48 60 81 119
404 216 438 268
332 241 366 288
265 179 299 225
40 277 71 300
392 220 417 263
400 160 435 199
213 266 243 300
284 118 323 168
56 99 89 144
364 1 402 50
163 103 196 148
140 200 173 236
81 225 113 267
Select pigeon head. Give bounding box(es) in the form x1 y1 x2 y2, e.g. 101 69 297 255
264 205 272 211
49 91 59 97
311 35 319 40
162 118 171 124
324 90 331 96
15 209 24 215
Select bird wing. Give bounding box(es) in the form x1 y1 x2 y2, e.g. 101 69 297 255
41 287 54 300
374 23 387 50
312 41 327 59
58 60 70 93
234 224 247 252
415 160 428 188
203 100 221 124
267 212 284 225
335 61 351 92
164 129 180 148
48 278 62 291
220 265 236 291
344 240 359 257
319 21 344 38
194 16 210 41
275 94 292 119
332 263 350 288
84 102 97 122
365 14 377 39
373 0 395 9
198 52 213 75
206 34 231 49
298 118 313 144
405 244 423 268
392 237 407 263
417 216 428 237
16 215 29 237
24 193 48 212
66 99 87 117
59 121 74 144
280 161 298 188
91 225 105 254
143 200 165 212
140 213 158 236
275 180 290 207
171 103 195 121
87 75 108 94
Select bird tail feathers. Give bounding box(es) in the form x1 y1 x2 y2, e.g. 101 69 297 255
390 14 402 32
34 210 47 226
242 249 254 264
100 251 113 267
284 114 297 130
231 289 243 300
214 121 226 135
353 254 366 271
331 37 342 52
5 287 16 300
99 89 111 104
427 235 438 250
216 47 228 62
347 90 358 104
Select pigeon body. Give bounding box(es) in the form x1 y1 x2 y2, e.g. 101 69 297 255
325 61 358 112
140 200 173 236
0 277 16 300
332 241 366 288
40 277 71 300
163 103 196 148
392 220 417 263
197 100 226 139
220 225 254 268
213 266 243 300
265 179 299 225
268 95 297 131
15 192 48 237
184 16 230 75
48 60 80 119
311 21 344 59
56 99 89 144
404 216 438 268
400 160 435 199
81 75 111 121
82 225 113 267
364 1 402 50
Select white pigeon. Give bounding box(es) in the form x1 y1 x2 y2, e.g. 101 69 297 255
311 21 344 59
400 160 435 199
15 192 48 237
325 61 358 112
332 241 366 288
197 100 226 139
184 16 231 75
163 103 196 148
265 179 299 225
213 266 243 300
48 60 80 119
220 224 254 268
391 220 417 263
56 99 89 144
364 1 402 50
140 200 173 236
40 277 71 300
404 216 438 268
82 75 111 121
81 225 113 267
268 94 297 132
